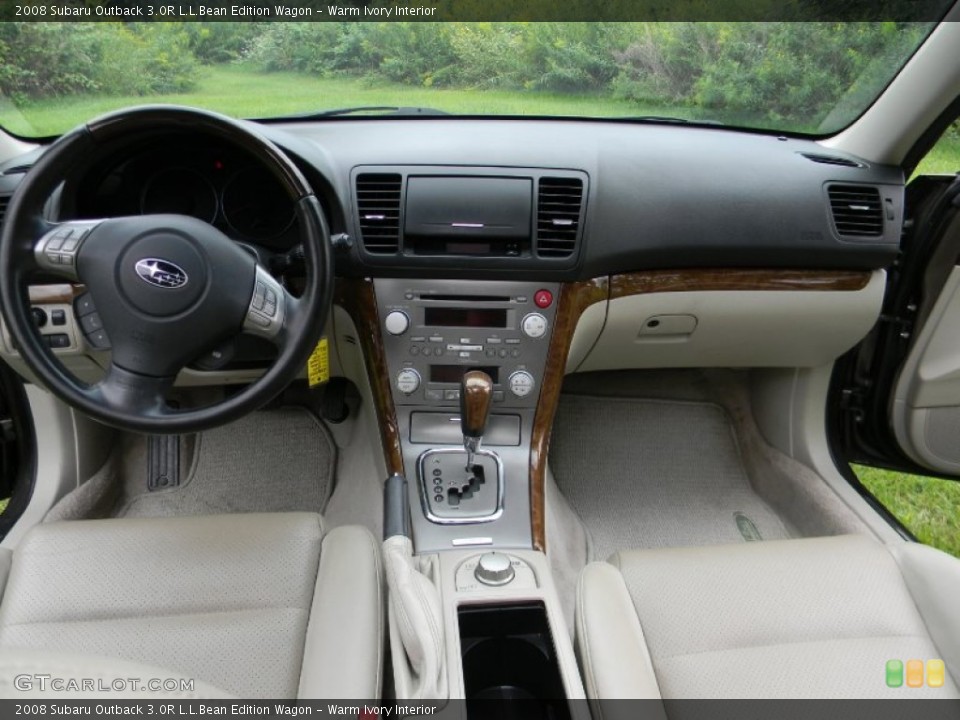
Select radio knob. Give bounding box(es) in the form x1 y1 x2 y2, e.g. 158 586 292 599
508 370 535 398
396 368 421 395
521 312 548 339
385 311 410 336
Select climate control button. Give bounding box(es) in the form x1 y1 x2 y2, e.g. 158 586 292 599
521 312 548 339
385 311 410 336
508 371 535 398
396 368 421 395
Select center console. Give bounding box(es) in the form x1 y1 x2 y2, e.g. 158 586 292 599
375 278 558 550
374 279 585 710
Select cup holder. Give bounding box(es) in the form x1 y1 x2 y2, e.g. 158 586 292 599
458 602 570 719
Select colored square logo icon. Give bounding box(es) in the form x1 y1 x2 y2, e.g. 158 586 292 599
906 659 924 688
886 659 904 687
928 659 945 688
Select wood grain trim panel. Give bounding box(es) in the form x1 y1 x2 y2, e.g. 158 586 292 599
610 269 871 298
530 277 608 551
334 278 404 476
28 284 85 304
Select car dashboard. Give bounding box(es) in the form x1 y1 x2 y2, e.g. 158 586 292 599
0 114 902 549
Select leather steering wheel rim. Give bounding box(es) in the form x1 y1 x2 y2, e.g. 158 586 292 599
0 106 333 434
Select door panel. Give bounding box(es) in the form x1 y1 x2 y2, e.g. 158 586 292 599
894 266 960 472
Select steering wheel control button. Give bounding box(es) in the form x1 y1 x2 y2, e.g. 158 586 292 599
86 329 111 351
252 283 267 310
243 266 286 340
508 371 535 398
385 310 411 336
474 552 516 586
396 368 421 395
70 294 111 350
34 221 101 280
521 312 548 339
80 313 103 333
534 289 554 308
75 294 96 317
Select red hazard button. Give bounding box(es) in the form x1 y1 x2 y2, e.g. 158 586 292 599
534 289 553 308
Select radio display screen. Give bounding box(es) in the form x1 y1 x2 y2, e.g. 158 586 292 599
430 365 500 384
424 307 507 328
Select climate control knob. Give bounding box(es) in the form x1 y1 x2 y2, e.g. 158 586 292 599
385 310 410 336
521 312 548 339
395 368 421 395
508 370 535 398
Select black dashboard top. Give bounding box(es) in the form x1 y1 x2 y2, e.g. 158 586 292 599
3 116 905 282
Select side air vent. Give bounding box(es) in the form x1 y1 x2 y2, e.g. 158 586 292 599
828 185 884 237
536 177 584 259
0 194 9 230
355 173 402 254
801 153 863 168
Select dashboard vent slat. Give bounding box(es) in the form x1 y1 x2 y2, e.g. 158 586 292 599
828 185 884 238
356 173 402 254
801 153 863 168
0 194 9 230
536 177 583 259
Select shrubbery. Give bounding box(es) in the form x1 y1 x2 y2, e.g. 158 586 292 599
0 21 932 130
246 21 926 126
0 22 198 101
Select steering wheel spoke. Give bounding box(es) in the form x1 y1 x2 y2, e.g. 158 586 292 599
242 265 294 345
89 363 176 419
34 219 103 281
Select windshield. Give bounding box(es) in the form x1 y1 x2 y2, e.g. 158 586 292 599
0 21 939 138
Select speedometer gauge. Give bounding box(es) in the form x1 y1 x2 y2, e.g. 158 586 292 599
222 166 295 240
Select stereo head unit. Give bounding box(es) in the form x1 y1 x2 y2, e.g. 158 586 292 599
374 279 559 410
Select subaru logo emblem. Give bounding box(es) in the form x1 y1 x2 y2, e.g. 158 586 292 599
134 258 188 289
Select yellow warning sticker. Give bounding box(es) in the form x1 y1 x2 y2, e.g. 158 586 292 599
307 337 330 387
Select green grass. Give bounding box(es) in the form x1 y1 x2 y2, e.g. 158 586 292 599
0 64 677 138
853 464 960 558
2 64 958 178
913 135 960 177
0 497 7 515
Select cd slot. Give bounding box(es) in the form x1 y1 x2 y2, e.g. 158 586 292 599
419 294 512 303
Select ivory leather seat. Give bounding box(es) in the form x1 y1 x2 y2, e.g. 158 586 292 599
576 535 960 699
0 513 382 699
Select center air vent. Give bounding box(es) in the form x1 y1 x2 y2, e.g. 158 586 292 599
828 185 883 238
355 173 402 255
801 153 863 168
536 177 584 259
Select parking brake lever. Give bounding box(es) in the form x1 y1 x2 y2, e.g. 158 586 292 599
460 370 493 471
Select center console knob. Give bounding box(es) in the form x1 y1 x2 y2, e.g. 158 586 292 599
396 368 421 395
508 370 535 398
521 312 548 339
474 552 515 586
385 310 410 336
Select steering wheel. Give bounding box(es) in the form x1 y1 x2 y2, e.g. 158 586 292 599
0 106 333 434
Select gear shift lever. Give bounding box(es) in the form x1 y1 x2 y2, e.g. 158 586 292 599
460 370 494 471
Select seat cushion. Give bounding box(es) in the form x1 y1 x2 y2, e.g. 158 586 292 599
0 513 381 699
577 535 960 699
